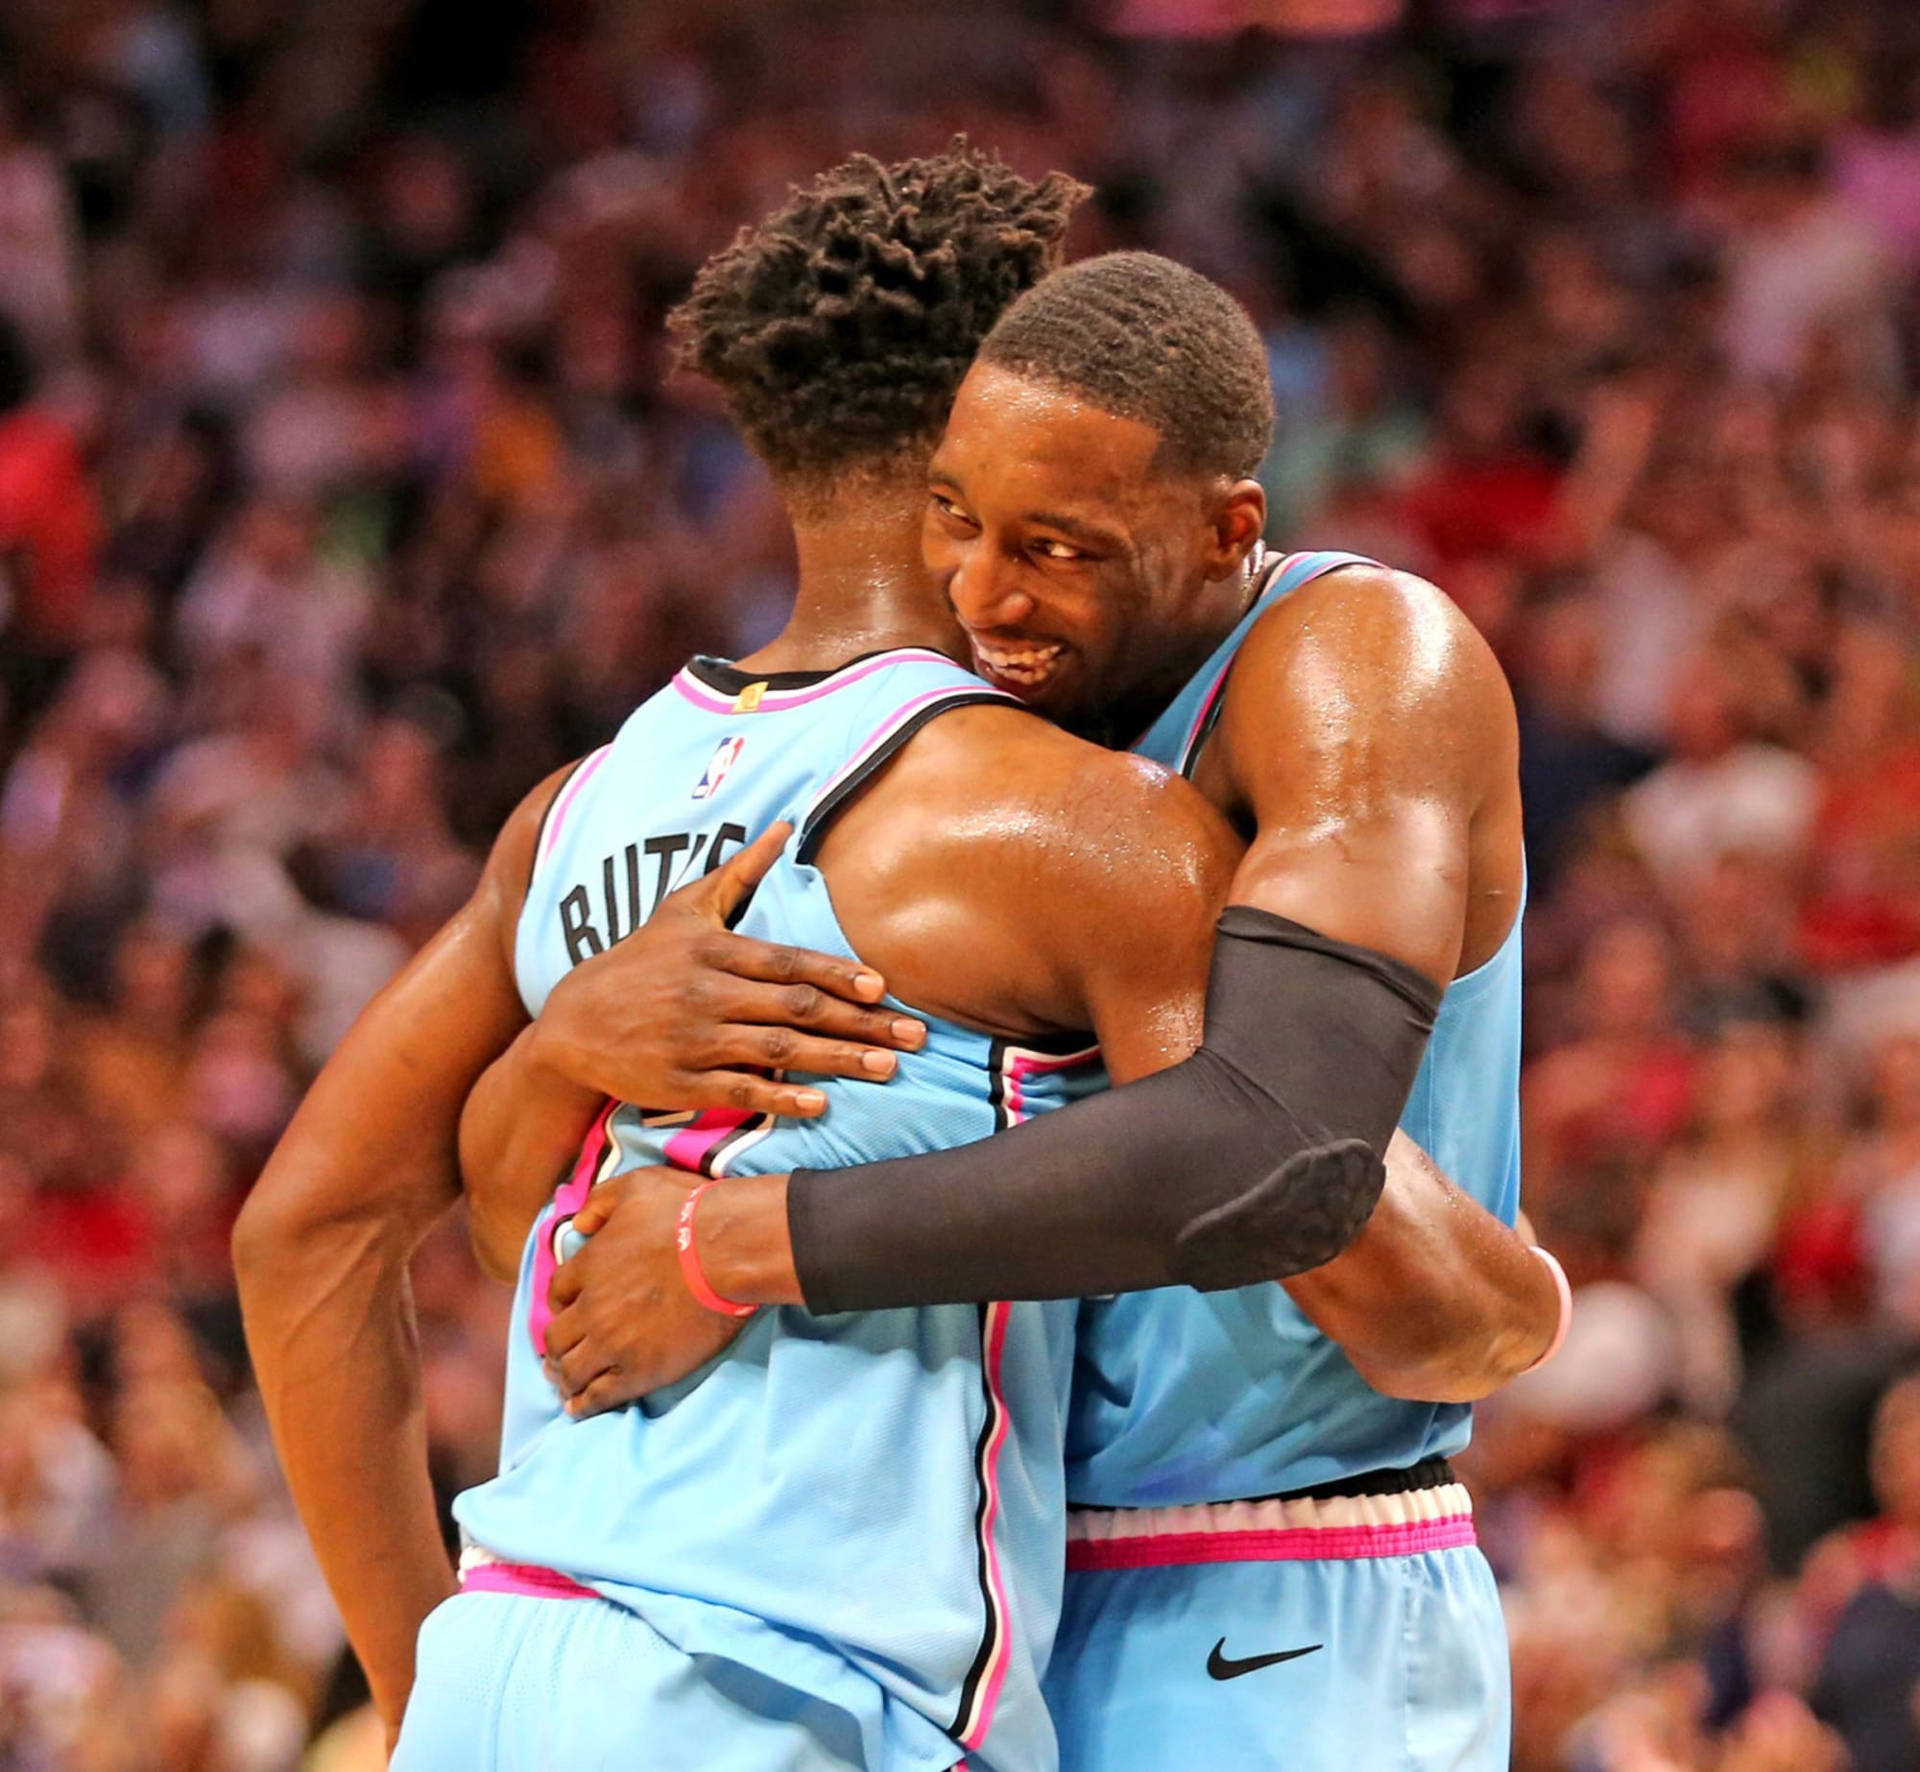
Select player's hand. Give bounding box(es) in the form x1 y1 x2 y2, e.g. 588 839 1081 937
543 1172 748 1414
528 819 925 1120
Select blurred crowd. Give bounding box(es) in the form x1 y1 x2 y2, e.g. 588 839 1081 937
1 0 1919 1767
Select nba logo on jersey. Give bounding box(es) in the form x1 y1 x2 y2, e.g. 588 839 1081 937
693 736 746 799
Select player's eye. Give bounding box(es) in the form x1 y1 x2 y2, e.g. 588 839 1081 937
929 491 977 529
1032 537 1085 562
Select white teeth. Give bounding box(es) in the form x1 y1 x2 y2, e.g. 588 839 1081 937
972 639 1064 687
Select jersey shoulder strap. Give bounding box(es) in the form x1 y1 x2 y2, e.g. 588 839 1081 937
795 663 1018 864
1146 548 1379 779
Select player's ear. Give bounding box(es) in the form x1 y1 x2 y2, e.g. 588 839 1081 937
1201 479 1267 582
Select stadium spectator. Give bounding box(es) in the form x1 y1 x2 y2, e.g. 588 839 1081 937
0 0 1917 1763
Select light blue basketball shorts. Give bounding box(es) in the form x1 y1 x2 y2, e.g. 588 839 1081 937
1044 1479 1511 1772
391 1577 972 1772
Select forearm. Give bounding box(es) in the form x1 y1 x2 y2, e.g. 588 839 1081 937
770 909 1431 1311
461 1024 604 1280
234 1202 454 1729
1283 1132 1558 1402
229 836 540 1727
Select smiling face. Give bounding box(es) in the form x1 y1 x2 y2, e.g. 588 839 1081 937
925 363 1266 735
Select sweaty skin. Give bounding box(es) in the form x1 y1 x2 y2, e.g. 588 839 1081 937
232 748 946 1740
499 703 1250 1416
526 364 1555 1408
231 475 1246 1739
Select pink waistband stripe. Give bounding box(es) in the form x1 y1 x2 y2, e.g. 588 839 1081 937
1066 1512 1476 1571
459 1559 598 1601
1065 1481 1476 1571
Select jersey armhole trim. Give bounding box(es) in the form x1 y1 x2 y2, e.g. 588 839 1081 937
1177 551 1381 778
513 748 609 1006
795 688 1017 866
532 745 611 873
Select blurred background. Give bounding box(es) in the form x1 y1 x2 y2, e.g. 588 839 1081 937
0 0 1918 1766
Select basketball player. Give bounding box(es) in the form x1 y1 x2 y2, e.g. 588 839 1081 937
517 255 1551 1772
236 153 1544 1771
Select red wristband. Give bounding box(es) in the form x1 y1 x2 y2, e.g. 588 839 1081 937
676 1181 757 1319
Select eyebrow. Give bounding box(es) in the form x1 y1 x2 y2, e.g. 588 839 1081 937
928 465 1125 550
1026 510 1123 548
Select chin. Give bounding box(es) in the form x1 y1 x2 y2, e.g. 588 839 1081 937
1015 677 1083 723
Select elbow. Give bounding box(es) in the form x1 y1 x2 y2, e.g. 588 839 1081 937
465 1206 523 1285
230 1164 412 1302
1350 1315 1545 1405
1362 1362 1505 1406
231 1176 346 1306
230 1184 296 1297
1172 1138 1387 1291
1350 1351 1494 1406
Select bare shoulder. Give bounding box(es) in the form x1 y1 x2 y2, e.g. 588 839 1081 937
814 701 1239 1036
1244 563 1508 705
861 701 1238 886
1223 562 1516 797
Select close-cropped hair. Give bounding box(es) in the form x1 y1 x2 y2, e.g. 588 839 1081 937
978 251 1275 479
669 143 1088 488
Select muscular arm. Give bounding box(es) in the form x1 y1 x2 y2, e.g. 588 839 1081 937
230 769 561 1734
693 571 1555 1398
1211 567 1549 1398
537 707 1244 1412
805 710 1234 1089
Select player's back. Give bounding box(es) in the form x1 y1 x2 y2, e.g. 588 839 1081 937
1066 549 1524 1511
454 649 1098 1772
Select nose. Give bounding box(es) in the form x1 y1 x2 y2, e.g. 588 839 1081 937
947 548 1036 633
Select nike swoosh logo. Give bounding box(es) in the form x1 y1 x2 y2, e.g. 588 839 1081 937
1206 1638 1323 1681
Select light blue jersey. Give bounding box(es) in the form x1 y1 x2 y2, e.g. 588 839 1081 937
1067 548 1525 1507
449 648 1097 1772
1044 548 1517 1772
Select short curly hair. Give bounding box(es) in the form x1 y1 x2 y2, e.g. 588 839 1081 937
669 143 1088 488
978 252 1274 479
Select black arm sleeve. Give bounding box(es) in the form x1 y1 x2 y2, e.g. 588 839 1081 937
786 904 1443 1313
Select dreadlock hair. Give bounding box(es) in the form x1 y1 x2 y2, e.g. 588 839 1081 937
978 251 1275 479
669 143 1087 496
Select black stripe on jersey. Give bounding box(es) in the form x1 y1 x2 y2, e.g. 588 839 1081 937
986 1033 1103 1133
1178 689 1229 780
684 649 917 696
950 1301 1006 1746
795 690 1014 866
700 1115 772 1177
985 1037 1010 1133
1176 550 1287 778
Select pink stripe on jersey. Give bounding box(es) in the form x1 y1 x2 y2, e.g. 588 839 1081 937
1064 1513 1477 1572
540 745 612 865
999 1042 1101 1127
956 1300 1017 1751
526 1100 617 1357
460 1561 597 1601
671 649 962 716
663 1106 754 1172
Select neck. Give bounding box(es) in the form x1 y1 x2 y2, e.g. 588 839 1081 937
735 477 964 675
1093 550 1267 747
